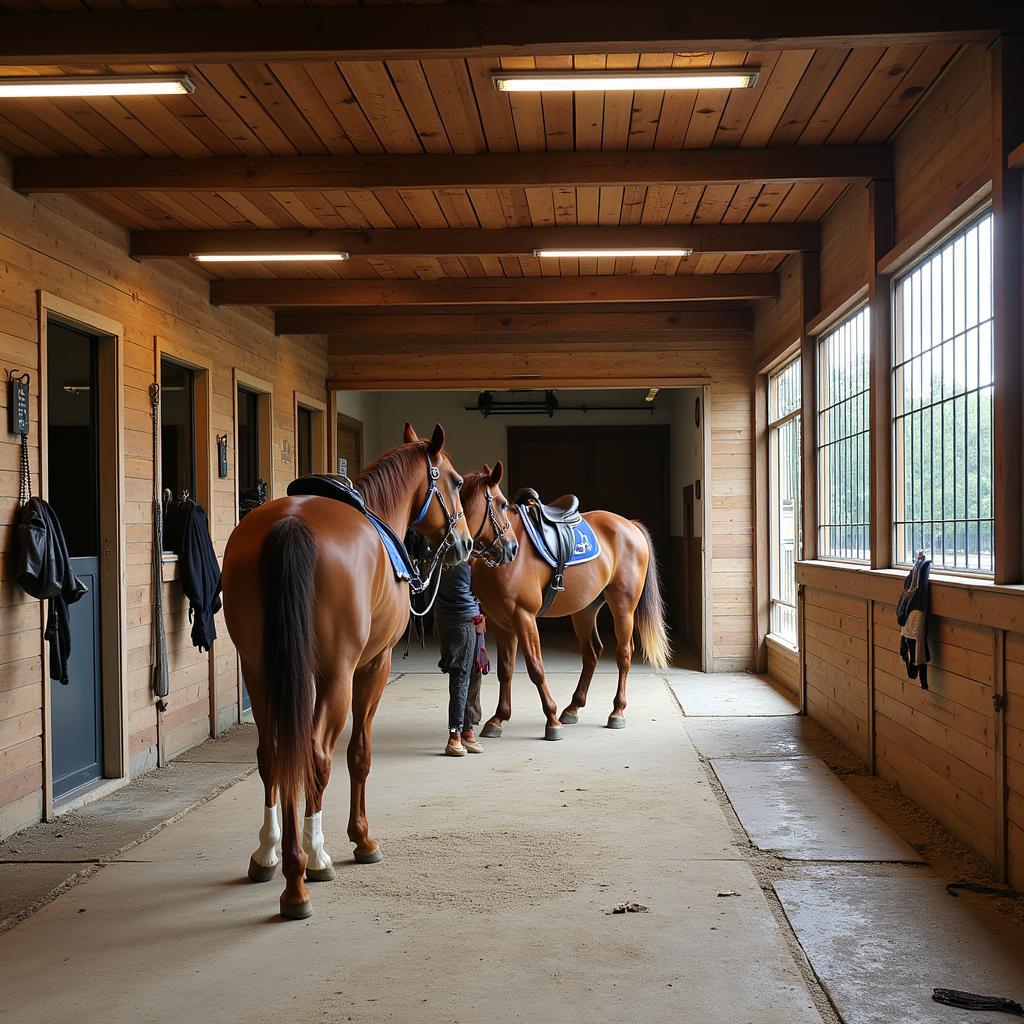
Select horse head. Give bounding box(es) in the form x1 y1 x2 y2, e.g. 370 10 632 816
461 460 519 566
403 422 474 565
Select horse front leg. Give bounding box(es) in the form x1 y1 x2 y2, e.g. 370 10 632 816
347 651 390 864
515 612 563 741
606 592 636 729
560 603 604 725
481 625 516 739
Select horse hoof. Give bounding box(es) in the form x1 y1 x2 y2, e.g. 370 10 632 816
480 723 502 739
305 863 337 882
545 724 564 741
354 847 383 865
607 716 626 730
280 897 313 920
247 857 279 883
559 710 579 725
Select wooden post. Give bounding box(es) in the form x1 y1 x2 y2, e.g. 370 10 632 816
867 179 895 570
994 628 1008 880
991 35 1024 585
752 374 769 674
799 251 820 563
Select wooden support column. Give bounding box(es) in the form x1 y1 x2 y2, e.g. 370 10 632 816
992 34 1024 585
799 251 821 563
752 373 769 674
868 178 895 570
994 628 1008 880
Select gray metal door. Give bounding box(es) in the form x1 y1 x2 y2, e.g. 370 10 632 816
47 321 104 800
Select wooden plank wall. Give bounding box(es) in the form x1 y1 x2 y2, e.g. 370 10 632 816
0 158 327 835
757 47 1023 885
765 638 798 696
328 331 756 673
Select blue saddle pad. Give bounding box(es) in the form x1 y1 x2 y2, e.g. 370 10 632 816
520 514 601 569
287 474 419 586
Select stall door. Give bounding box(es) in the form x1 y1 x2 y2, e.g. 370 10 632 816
47 322 104 799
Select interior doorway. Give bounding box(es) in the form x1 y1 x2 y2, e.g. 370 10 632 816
43 306 125 808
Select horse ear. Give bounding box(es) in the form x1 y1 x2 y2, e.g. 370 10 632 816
427 423 445 456
482 463 491 477
490 460 504 485
403 422 418 444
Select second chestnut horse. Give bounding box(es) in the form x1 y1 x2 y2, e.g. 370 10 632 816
460 465 670 741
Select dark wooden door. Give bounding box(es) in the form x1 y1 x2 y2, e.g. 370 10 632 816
47 321 104 800
507 425 671 629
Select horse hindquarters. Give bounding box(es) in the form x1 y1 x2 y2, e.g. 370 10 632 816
260 516 318 919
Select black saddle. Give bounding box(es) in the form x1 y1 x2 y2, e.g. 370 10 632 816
287 473 365 511
514 487 582 615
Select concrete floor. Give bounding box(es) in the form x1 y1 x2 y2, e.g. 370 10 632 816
1 640 1021 1024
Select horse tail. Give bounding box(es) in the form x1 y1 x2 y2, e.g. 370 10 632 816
631 520 671 670
260 515 317 817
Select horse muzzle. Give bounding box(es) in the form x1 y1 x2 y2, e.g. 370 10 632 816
499 538 519 564
447 531 475 564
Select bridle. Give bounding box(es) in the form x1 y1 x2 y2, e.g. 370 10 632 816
408 447 465 615
470 484 513 567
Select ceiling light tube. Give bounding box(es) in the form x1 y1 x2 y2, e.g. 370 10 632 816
0 75 195 98
191 253 349 263
533 248 693 259
494 70 757 93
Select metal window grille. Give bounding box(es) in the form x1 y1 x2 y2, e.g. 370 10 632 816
817 306 871 562
893 211 993 574
768 356 801 644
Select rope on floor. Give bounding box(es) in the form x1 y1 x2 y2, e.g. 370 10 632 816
932 989 1023 1015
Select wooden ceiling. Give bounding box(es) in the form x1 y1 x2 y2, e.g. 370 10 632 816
0 3 1005 327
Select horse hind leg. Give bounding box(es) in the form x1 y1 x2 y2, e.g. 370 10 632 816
606 590 636 729
481 625 516 739
301 671 352 883
248 738 282 883
560 601 604 725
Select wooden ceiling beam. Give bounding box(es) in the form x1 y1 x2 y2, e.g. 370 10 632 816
132 224 819 259
211 274 778 308
15 148 890 194
276 308 755 336
0 4 1011 64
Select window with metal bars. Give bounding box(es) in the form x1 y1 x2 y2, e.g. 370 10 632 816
893 210 993 574
817 306 870 562
768 356 801 644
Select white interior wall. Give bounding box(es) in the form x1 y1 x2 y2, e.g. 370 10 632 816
335 387 702 531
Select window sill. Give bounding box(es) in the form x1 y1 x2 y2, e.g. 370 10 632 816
765 634 799 656
796 560 1024 632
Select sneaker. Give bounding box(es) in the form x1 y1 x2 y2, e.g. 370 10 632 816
461 732 484 753
445 735 466 757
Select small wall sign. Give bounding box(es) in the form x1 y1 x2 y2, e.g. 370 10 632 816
8 372 29 436
216 434 228 478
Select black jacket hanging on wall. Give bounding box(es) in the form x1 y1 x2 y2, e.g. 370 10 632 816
896 551 932 689
176 501 222 653
14 496 88 684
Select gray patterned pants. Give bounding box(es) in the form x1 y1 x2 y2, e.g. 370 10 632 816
438 622 483 732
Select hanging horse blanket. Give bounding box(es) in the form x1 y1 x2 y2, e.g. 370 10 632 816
896 551 932 689
286 474 420 585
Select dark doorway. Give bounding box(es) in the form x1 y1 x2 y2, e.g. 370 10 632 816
47 321 104 800
507 425 671 632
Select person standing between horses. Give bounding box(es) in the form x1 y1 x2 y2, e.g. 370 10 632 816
436 561 489 756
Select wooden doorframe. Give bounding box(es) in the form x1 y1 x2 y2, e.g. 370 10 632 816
38 291 128 819
699 384 714 674
232 369 274 719
155 336 216 739
328 390 364 475
294 391 328 475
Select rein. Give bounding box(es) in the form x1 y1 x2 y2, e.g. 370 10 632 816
470 487 512 567
407 447 464 615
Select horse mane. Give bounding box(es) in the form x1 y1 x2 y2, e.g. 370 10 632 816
460 470 490 506
355 441 429 521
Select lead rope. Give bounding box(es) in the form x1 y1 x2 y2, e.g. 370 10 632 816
18 425 31 505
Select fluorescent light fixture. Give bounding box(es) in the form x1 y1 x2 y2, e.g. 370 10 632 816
494 70 757 93
0 75 195 98
534 248 694 259
191 252 349 263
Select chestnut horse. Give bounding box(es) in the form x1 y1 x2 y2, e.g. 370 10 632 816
221 424 473 919
461 468 670 740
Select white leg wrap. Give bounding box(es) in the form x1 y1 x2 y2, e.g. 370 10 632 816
251 804 281 868
302 811 333 871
